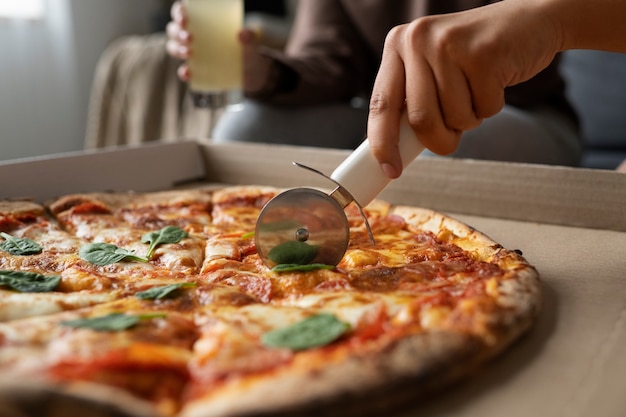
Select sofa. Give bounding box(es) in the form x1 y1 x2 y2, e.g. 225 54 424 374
561 50 626 169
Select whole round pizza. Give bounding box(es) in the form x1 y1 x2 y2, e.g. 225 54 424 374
0 185 540 417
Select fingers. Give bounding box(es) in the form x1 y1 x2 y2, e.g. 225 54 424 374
177 63 190 82
238 28 258 46
430 48 483 133
171 1 186 25
402 19 464 156
368 12 516 179
367 28 407 179
166 0 190 57
406 18 482 133
468 76 505 120
165 22 190 59
368 23 465 179
239 28 260 61
239 29 278 95
166 1 190 81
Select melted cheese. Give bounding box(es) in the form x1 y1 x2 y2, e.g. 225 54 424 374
0 291 117 321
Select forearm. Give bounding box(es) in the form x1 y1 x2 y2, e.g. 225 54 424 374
249 49 361 106
530 0 626 52
249 0 372 105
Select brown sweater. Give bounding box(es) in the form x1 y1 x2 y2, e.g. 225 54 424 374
261 0 576 124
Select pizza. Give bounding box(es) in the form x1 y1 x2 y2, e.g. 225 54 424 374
0 185 540 417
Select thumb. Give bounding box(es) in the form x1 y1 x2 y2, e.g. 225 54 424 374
238 28 259 47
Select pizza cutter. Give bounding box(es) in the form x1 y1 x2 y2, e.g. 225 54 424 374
255 121 425 268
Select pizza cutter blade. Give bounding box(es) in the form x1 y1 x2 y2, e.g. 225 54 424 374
255 187 350 267
255 120 425 268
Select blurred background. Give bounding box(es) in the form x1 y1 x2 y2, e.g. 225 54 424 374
0 0 292 161
1 0 625 168
0 0 171 160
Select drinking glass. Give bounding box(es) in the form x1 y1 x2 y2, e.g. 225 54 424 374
184 0 243 134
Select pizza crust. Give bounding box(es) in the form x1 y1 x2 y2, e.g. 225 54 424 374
181 269 540 417
392 205 542 320
0 379 157 417
0 200 45 217
47 189 215 216
181 323 537 417
392 205 504 252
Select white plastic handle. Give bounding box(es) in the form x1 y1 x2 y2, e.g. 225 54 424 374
330 121 424 207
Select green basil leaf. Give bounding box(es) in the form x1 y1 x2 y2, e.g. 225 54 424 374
141 226 188 259
261 313 350 351
240 231 255 239
271 263 335 273
268 241 318 265
135 282 196 300
0 232 42 256
60 312 166 332
79 242 148 265
0 270 60 292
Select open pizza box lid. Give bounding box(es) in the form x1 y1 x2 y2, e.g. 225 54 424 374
1 140 625 417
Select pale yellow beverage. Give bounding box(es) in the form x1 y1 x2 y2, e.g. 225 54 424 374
185 0 243 96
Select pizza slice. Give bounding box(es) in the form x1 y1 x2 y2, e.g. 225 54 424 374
0 201 120 320
48 190 215 274
0 198 199 321
0 284 206 416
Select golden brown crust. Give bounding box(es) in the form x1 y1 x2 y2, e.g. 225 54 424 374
0 379 157 417
182 332 489 417
47 189 215 216
392 205 541 339
392 205 503 254
392 206 541 310
0 200 45 217
210 185 280 206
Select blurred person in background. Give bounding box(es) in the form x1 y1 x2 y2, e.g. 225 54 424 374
167 0 582 167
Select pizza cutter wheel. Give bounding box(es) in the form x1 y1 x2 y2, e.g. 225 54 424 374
255 120 425 268
255 187 350 268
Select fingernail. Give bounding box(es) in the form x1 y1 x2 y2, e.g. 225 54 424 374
381 163 399 179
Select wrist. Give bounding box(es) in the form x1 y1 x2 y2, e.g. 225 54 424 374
518 0 565 53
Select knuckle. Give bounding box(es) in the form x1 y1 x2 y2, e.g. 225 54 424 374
383 25 405 49
405 109 461 155
405 17 437 47
443 112 482 132
406 108 435 135
431 131 462 155
368 93 393 118
166 21 176 38
406 16 462 59
383 23 422 55
475 93 505 119
406 17 431 39
165 39 177 55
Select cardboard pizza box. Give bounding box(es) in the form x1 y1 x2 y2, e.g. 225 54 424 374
0 139 625 417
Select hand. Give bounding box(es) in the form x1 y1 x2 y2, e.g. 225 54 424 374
165 1 191 81
367 1 562 178
165 1 275 96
